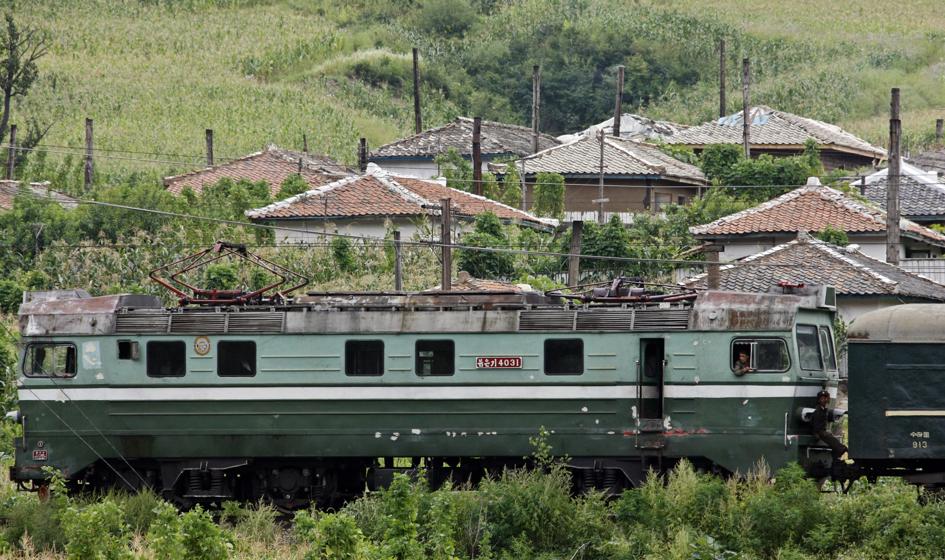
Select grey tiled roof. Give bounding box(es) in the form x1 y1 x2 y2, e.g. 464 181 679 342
0 180 77 211
683 236 945 301
909 148 945 177
517 136 706 184
665 106 886 158
370 117 560 160
858 161 945 218
563 113 688 142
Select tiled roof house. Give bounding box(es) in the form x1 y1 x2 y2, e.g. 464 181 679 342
164 145 351 198
0 180 77 211
682 235 945 320
559 113 688 143
246 164 556 243
665 106 886 170
855 160 945 225
514 135 706 222
690 179 945 262
368 117 560 179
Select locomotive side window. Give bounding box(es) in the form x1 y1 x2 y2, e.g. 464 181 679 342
117 340 139 360
147 341 186 377
796 325 823 371
415 340 454 376
730 339 789 373
346 340 384 376
24 343 77 378
218 341 256 377
819 327 838 371
544 339 584 375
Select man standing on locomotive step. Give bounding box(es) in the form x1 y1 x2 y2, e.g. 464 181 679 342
811 390 854 465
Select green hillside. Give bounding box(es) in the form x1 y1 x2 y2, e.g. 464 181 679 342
14 0 945 180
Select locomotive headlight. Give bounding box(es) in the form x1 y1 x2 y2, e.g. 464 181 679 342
4 410 20 423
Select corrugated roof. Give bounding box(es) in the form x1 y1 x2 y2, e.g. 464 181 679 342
517 135 705 184
665 106 886 159
858 160 945 218
369 117 560 160
164 145 351 198
690 180 945 247
0 180 77 211
562 113 688 143
683 236 945 301
245 164 556 228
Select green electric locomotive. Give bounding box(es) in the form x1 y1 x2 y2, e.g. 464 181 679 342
9 270 843 507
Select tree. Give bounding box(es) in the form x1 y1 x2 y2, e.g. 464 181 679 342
531 172 565 219
0 13 47 145
456 212 515 278
434 148 473 191
815 225 849 246
278 173 310 199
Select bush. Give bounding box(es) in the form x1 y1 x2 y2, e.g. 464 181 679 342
115 489 162 534
815 225 849 246
146 502 185 560
414 0 478 37
531 172 565 219
455 212 515 279
0 280 24 314
0 494 67 552
279 173 311 199
204 263 239 291
180 506 232 560
62 499 132 560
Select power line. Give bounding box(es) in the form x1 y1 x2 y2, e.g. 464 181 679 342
8 186 861 268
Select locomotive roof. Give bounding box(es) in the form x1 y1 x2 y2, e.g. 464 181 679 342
18 288 832 336
848 303 945 343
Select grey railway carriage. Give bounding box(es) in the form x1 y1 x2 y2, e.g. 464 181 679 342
848 304 945 487
10 284 842 508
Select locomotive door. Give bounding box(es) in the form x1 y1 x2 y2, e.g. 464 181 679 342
636 338 666 450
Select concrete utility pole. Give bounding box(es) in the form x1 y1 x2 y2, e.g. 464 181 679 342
440 198 452 291
596 129 608 224
887 88 901 265
936 118 943 146
84 118 94 189
719 39 726 118
742 58 751 158
704 245 722 290
472 117 482 196
393 230 403 291
205 129 214 167
531 65 541 154
358 138 368 173
568 220 583 287
412 48 422 134
612 65 625 138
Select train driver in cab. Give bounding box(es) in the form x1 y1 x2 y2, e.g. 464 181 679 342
733 349 754 376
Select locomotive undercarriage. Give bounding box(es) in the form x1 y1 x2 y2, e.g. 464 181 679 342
64 455 705 510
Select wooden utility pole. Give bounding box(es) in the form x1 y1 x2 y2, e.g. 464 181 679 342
205 129 214 167
887 88 901 265
358 138 368 173
596 129 607 224
393 230 403 291
303 133 309 154
568 220 583 287
531 65 541 154
936 118 943 146
719 39 726 118
412 48 422 134
84 118 94 189
612 65 625 137
440 198 452 291
742 58 751 158
5 123 15 180
472 117 482 196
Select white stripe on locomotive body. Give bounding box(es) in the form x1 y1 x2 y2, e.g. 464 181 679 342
885 410 945 417
19 384 831 402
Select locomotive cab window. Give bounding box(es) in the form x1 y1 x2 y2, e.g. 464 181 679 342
24 343 77 378
147 341 186 377
819 326 838 371
218 341 256 377
346 340 384 376
731 339 789 373
796 325 824 372
416 340 454 376
544 339 584 375
117 340 139 360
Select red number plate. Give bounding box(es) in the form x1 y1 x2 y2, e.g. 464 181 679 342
32 450 48 461
476 356 522 369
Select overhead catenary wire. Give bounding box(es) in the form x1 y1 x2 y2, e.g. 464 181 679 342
10 186 878 269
